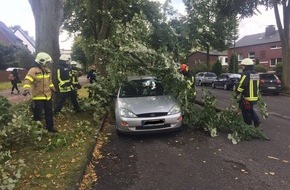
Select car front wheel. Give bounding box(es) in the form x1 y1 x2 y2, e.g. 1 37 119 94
223 84 228 90
198 80 202 86
212 83 215 88
232 84 237 91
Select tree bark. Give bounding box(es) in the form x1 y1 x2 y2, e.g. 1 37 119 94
29 0 63 62
273 1 290 90
29 0 64 102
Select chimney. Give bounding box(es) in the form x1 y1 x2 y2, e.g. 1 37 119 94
265 25 276 37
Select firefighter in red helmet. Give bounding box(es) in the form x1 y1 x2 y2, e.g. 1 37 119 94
179 63 196 98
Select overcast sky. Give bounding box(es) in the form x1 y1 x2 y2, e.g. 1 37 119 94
0 0 282 49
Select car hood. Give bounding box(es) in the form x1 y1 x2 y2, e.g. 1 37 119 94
117 95 177 114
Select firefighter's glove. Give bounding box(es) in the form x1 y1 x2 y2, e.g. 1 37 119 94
235 94 242 103
23 89 30 96
76 83 82 89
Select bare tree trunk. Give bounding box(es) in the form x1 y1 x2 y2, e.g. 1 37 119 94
94 0 109 77
274 1 290 91
29 0 64 103
29 0 63 62
206 45 210 71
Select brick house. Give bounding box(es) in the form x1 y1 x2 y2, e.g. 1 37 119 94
228 25 282 71
187 50 228 69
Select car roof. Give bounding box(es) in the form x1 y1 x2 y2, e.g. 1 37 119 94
127 76 156 81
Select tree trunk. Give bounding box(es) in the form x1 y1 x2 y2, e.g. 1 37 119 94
206 45 210 71
29 0 63 62
29 0 64 102
273 1 290 91
93 0 109 77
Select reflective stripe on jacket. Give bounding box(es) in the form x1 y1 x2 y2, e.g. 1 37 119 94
71 69 79 85
23 67 55 100
237 70 259 101
57 62 73 92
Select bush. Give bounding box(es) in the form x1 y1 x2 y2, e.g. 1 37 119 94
254 64 267 73
275 62 283 80
0 96 12 126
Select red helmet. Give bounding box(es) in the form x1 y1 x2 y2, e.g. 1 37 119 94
180 64 187 72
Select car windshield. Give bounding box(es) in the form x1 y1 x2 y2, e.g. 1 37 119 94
229 74 241 78
260 74 277 80
119 79 164 98
205 73 216 77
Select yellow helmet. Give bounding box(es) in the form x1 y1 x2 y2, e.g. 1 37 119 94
240 58 254 66
59 54 71 61
70 61 77 66
35 52 52 66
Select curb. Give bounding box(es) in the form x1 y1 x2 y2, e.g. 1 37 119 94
70 112 108 190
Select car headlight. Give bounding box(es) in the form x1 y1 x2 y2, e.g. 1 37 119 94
120 108 137 118
168 104 181 115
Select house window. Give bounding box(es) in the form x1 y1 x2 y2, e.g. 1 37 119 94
270 45 282 50
248 52 255 59
270 58 282 67
237 53 243 61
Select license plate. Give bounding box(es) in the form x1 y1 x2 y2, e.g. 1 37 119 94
142 119 164 127
268 87 276 89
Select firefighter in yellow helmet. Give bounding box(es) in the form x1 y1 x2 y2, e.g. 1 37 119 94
54 55 81 114
23 52 57 133
70 61 82 90
236 58 261 127
179 63 196 98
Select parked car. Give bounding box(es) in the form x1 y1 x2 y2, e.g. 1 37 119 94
114 76 182 135
195 72 217 86
259 73 282 95
212 73 241 90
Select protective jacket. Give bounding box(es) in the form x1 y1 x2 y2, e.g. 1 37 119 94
57 61 73 92
23 63 55 100
182 70 196 96
236 68 259 102
71 67 81 89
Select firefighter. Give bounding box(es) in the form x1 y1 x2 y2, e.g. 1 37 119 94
236 58 261 127
179 63 196 98
54 55 81 114
23 52 57 133
70 61 82 91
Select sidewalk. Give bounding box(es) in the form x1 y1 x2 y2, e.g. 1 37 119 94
0 76 89 104
0 89 30 104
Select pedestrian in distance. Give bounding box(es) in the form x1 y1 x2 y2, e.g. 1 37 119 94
179 63 197 98
86 64 98 98
9 68 21 94
235 58 261 127
54 55 81 114
87 64 97 84
22 52 58 133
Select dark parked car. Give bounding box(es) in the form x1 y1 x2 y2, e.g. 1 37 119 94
259 73 282 95
195 72 217 86
212 73 241 90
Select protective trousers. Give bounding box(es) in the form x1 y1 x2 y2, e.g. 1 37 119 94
54 90 81 113
239 100 260 126
33 99 54 130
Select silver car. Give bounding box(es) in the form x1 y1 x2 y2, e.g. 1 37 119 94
195 72 217 86
114 76 182 134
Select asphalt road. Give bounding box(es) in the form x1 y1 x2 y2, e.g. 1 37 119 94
92 86 290 190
